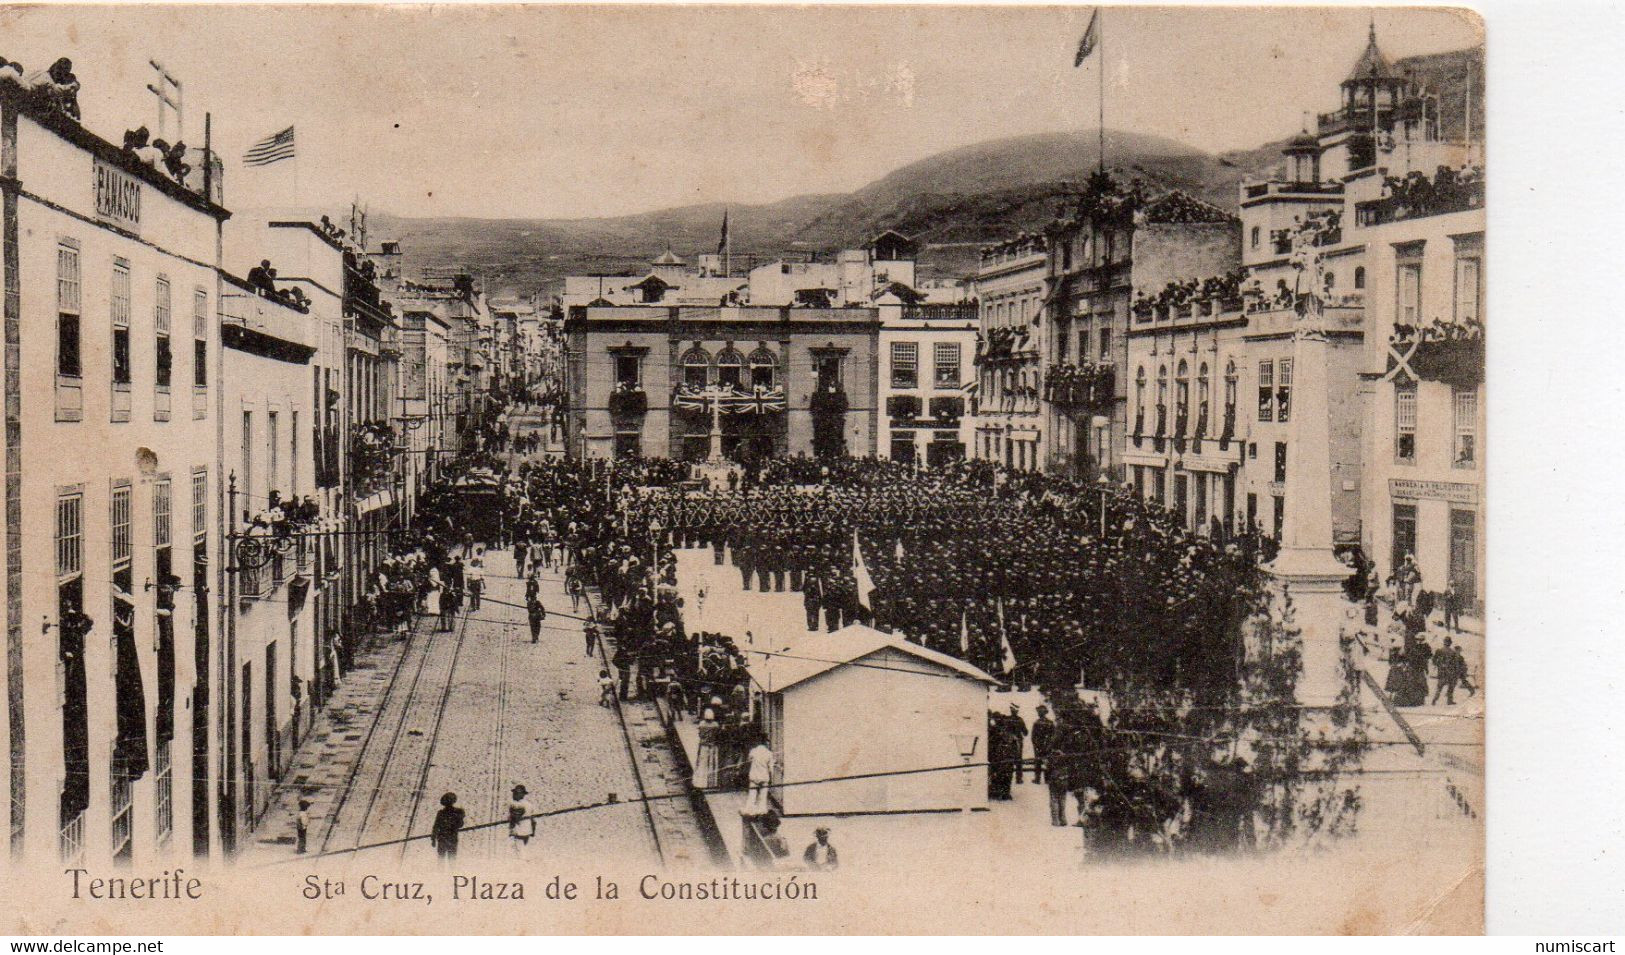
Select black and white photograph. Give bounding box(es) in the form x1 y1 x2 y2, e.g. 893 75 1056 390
0 1 1516 936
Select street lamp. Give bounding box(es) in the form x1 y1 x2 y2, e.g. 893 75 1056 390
1096 471 1112 537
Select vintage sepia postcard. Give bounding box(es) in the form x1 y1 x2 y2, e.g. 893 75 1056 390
0 3 1484 935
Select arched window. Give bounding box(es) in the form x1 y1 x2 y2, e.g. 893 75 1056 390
1176 360 1190 410
1198 362 1210 408
715 347 744 388
1250 226 1261 249
1135 366 1147 414
1324 271 1336 289
1354 266 1366 290
1156 365 1168 407
681 345 711 389
748 345 777 388
1224 359 1238 409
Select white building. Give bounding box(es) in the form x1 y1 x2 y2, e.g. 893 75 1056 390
1356 185 1484 611
1 84 226 862
877 294 978 465
971 234 1047 469
217 279 320 840
753 624 997 816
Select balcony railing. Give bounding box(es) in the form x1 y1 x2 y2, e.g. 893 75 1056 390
1357 166 1485 228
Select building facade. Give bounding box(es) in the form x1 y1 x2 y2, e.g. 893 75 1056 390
564 305 880 462
877 300 978 465
971 234 1047 470
1 84 226 862
1048 184 1238 481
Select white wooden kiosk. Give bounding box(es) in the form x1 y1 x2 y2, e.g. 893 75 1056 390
752 624 1000 816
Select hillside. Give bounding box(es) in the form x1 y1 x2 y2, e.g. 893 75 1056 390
373 45 1481 293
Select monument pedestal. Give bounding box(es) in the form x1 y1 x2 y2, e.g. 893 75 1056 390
1267 547 1353 708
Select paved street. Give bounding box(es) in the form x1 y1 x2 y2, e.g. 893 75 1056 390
244 547 664 869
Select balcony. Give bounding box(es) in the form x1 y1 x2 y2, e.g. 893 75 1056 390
608 385 648 418
886 394 922 420
219 289 315 361
1242 180 1345 202
1044 363 1115 411
1356 166 1485 228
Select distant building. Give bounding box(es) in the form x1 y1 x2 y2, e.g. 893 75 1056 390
971 235 1047 470
1048 184 1239 482
876 287 978 466
563 304 880 462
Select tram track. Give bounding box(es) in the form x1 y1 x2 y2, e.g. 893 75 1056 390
318 609 468 858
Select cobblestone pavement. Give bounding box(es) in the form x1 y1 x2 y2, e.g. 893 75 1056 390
244 549 667 870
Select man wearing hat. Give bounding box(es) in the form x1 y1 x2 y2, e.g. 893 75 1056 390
508 784 535 858
803 826 839 870
1006 703 1030 785
431 792 466 861
1030 704 1056 785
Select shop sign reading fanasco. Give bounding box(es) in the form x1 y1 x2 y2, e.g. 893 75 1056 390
94 159 142 232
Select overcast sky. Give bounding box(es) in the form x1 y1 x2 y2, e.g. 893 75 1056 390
2 4 1480 220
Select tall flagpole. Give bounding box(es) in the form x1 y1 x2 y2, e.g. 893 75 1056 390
1097 9 1105 175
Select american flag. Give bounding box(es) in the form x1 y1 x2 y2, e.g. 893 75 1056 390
243 126 296 167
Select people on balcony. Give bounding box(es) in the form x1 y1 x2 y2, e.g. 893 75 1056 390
248 259 278 297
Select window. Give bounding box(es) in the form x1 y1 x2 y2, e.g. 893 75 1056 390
1397 261 1422 327
111 483 132 571
57 491 83 582
1395 384 1417 463
192 290 208 388
890 342 918 389
933 342 961 387
109 479 134 861
240 412 253 519
1450 509 1478 604
1272 495 1285 541
815 353 843 391
1135 367 1146 419
1055 322 1070 363
1097 326 1111 361
155 277 172 388
1354 266 1366 290
1224 359 1238 410
1198 363 1211 428
1453 387 1477 467
749 347 776 388
267 411 279 501
716 349 744 388
1391 503 1417 578
1176 361 1190 417
154 740 173 845
290 411 299 493
614 354 640 387
1276 358 1293 422
681 347 710 389
57 242 82 377
111 259 132 385
192 468 208 539
1455 256 1481 323
1274 441 1288 483
1258 360 1274 421
110 767 133 861
1250 226 1261 249
153 479 172 549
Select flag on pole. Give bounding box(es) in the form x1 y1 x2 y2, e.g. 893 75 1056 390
243 126 296 166
1073 9 1101 66
851 529 875 612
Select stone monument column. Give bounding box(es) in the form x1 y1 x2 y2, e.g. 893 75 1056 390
1266 226 1353 707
